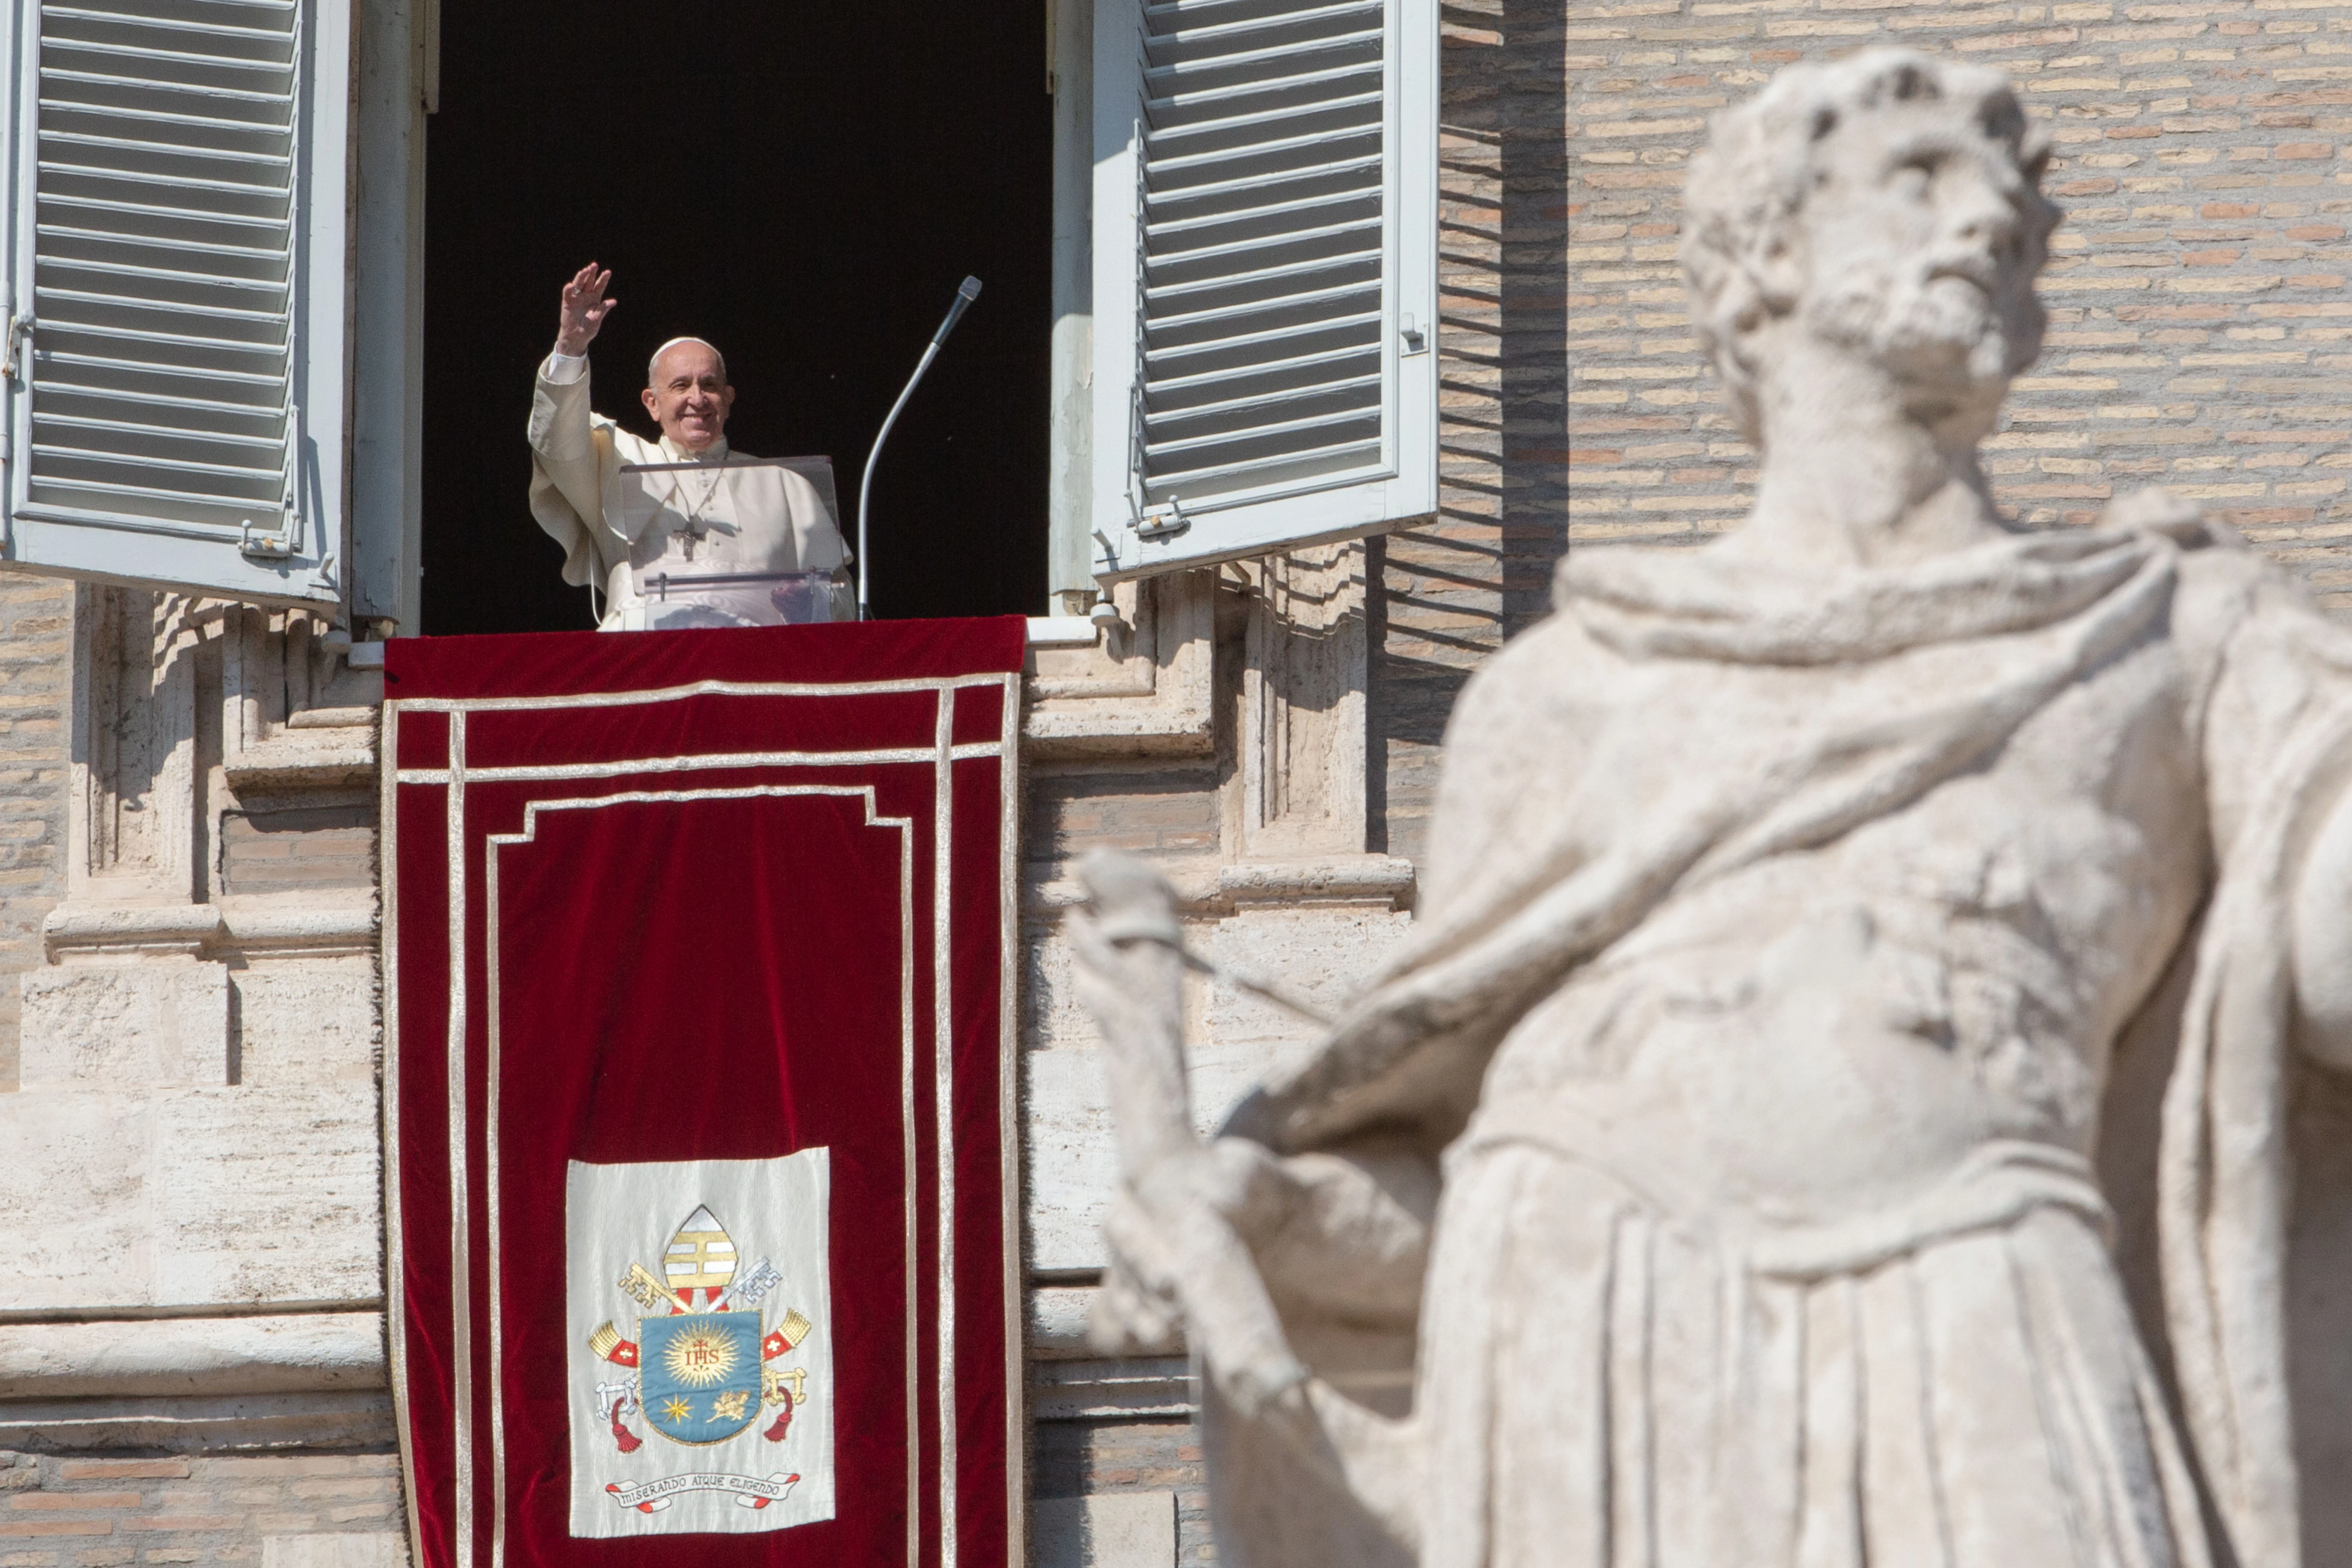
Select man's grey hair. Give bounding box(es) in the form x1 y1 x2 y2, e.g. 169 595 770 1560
1679 48 2056 439
648 336 728 389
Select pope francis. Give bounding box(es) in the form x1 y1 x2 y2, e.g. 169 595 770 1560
527 263 853 629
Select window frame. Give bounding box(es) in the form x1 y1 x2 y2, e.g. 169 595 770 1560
0 0 354 610
1084 0 1438 584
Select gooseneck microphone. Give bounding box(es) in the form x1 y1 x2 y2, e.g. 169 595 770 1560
857 275 982 620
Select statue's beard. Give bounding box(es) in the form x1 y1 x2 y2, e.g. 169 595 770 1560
1804 263 2044 395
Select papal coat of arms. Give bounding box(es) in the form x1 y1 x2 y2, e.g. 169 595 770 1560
565 1152 835 1537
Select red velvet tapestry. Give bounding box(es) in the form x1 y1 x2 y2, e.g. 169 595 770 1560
383 618 1027 1568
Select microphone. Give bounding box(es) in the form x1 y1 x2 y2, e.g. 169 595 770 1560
857 275 985 621
933 276 982 348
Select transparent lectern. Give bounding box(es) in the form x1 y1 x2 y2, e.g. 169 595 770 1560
609 455 850 630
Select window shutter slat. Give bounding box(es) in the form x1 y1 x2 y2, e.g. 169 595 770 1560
0 0 349 606
1092 0 1436 580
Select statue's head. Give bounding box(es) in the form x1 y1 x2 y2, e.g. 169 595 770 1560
1680 50 2059 444
641 336 735 452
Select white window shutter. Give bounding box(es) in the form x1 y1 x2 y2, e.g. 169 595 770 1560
1089 0 1436 583
0 0 351 608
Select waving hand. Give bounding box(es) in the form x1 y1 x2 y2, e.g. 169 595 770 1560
556 263 618 356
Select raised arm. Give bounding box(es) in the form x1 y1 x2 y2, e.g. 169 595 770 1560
528 264 620 550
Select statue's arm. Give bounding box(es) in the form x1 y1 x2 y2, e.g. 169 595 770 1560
1069 851 1424 1550
2178 546 2352 1072
2292 772 2352 1071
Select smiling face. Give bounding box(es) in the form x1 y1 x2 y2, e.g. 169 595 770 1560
640 339 735 452
1795 101 2055 413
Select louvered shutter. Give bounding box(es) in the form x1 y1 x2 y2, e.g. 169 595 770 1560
0 0 351 606
1089 0 1434 582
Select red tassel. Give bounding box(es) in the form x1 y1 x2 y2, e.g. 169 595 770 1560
762 1390 794 1443
609 1397 643 1454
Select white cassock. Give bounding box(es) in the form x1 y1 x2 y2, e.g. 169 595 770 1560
527 351 855 631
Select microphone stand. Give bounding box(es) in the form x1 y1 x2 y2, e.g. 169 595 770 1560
858 275 982 619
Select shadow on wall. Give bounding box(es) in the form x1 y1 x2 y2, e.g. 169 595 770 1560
1371 1 1568 858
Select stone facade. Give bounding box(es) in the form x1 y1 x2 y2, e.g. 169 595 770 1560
0 592 392 1563
0 576 72 1092
2 4 2348 1566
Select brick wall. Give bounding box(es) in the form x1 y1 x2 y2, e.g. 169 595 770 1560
1032 1421 1209 1563
0 1450 402 1565
1025 765 1222 869
0 577 71 1094
1380 0 2352 859
218 806 377 898
1555 0 2352 587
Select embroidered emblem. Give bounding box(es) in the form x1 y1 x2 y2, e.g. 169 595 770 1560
565 1149 835 1537
583 1204 817 1458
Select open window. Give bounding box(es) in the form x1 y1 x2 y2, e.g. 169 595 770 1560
416 0 1051 635
0 0 351 608
1087 0 1435 582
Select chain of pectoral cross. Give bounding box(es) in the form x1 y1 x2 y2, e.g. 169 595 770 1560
669 464 726 558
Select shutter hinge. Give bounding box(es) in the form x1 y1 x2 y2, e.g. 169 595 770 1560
1 316 33 380
1400 314 1429 356
239 521 295 561
1135 495 1190 541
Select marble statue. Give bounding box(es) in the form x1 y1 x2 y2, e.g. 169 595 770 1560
1070 50 2352 1568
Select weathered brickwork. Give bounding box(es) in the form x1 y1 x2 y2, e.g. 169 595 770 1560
1032 1419 1210 1563
218 807 377 898
1024 765 1223 871
1557 0 2352 593
1381 2 2352 861
0 1450 403 1565
0 576 71 1094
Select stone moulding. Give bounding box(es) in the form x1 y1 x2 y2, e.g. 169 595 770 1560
41 902 224 959
0 1391 394 1454
1023 572 1214 759
0 1311 387 1400
1024 854 1416 920
42 900 376 961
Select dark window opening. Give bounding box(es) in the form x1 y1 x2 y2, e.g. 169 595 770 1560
420 1 1052 636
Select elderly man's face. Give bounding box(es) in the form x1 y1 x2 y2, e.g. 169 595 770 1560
640 342 735 452
1795 104 2052 404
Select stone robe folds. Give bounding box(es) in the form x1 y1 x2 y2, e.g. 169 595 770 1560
527 358 854 630
1201 523 2352 1568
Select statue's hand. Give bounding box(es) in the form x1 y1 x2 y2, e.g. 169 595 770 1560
557 262 617 357
1070 851 1309 1415
1068 851 1193 1184
2100 483 2206 541
1090 1188 1184 1355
